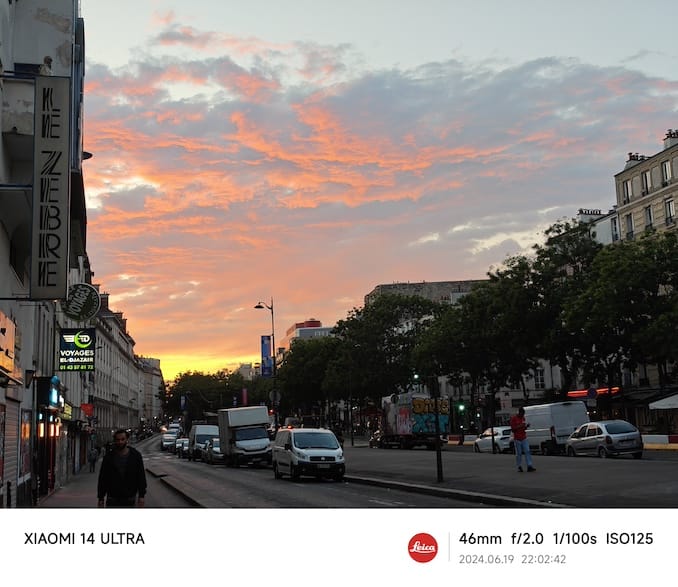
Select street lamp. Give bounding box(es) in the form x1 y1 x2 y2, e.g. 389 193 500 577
254 297 278 428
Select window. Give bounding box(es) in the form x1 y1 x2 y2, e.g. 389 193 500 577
611 217 620 241
641 170 651 194
625 213 634 239
662 160 673 185
666 199 675 224
533 367 545 390
622 180 632 203
644 205 654 229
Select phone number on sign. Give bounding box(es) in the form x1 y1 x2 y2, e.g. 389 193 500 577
458 554 567 565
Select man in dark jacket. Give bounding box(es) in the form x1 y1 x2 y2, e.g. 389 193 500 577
97 429 147 507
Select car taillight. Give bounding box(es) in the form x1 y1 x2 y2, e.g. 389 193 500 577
605 435 613 445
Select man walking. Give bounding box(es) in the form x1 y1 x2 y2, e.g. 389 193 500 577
97 429 147 507
510 407 536 473
88 446 98 472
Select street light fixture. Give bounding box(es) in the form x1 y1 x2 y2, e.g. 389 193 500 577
254 297 278 428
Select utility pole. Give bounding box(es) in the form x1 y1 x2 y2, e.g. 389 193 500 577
431 375 444 482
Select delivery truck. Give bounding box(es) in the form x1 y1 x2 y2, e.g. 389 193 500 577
377 392 450 449
218 406 272 466
524 401 589 455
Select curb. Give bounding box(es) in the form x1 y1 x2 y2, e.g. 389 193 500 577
344 475 571 508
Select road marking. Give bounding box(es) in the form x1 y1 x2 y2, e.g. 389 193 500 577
368 498 406 506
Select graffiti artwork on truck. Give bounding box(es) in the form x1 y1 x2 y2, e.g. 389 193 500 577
411 396 450 434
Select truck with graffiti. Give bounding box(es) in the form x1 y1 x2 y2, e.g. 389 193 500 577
376 392 450 449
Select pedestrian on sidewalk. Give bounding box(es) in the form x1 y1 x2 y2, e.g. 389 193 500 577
88 446 98 472
97 429 147 507
510 407 536 473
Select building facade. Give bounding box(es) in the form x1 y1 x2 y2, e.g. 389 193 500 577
279 318 334 353
613 130 678 242
364 279 488 307
0 2 164 507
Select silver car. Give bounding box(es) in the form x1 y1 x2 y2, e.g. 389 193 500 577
203 438 225 465
566 420 643 459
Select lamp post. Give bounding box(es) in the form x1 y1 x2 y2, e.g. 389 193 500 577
255 297 278 428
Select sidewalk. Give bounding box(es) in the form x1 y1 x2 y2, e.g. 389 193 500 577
38 463 100 508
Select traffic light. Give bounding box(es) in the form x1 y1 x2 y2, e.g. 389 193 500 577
457 402 465 413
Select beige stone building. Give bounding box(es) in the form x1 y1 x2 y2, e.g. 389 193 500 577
613 129 678 241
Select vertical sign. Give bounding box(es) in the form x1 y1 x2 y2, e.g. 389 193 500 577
261 335 272 377
58 328 96 371
31 76 71 300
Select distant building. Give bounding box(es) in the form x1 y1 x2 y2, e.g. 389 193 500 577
280 319 334 352
236 363 257 380
364 280 487 307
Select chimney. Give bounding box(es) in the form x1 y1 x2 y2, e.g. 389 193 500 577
664 129 678 150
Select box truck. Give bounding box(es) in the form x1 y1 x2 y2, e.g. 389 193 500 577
377 392 449 450
524 401 589 455
218 406 272 466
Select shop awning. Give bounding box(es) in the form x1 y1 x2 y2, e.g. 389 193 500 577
649 394 678 410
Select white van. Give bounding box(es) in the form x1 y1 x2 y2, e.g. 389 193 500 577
523 401 589 455
272 428 345 481
187 424 219 461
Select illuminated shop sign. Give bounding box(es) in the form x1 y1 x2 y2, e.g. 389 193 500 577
58 328 96 371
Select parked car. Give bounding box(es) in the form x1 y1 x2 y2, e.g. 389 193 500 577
566 420 643 459
188 424 219 461
160 431 179 451
272 427 345 481
175 437 189 457
203 438 225 465
473 426 514 453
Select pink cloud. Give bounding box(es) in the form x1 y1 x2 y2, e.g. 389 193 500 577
80 38 678 381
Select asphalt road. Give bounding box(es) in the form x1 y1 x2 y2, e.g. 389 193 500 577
131 435 678 508
141 442 488 508
41 434 673 510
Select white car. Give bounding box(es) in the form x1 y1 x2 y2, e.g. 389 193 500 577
160 431 179 451
473 426 514 453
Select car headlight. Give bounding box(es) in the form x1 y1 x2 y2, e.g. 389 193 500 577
293 449 308 461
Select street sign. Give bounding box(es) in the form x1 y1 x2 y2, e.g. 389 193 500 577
587 387 597 399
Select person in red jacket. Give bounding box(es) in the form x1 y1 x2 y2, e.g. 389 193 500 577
510 407 536 473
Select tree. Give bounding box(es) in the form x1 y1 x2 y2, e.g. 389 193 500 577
628 231 678 387
331 293 441 408
276 336 340 422
531 219 603 396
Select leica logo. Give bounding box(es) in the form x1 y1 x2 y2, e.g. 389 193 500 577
410 541 436 552
408 533 438 563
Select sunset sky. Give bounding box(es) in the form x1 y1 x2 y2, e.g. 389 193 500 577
80 1 678 382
